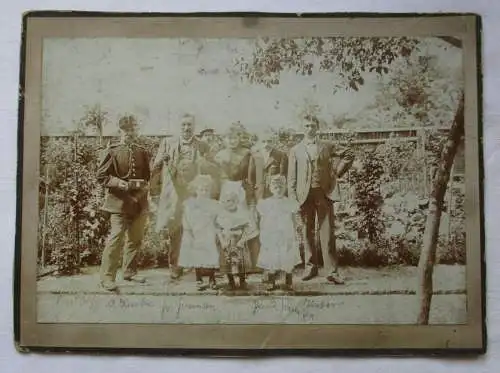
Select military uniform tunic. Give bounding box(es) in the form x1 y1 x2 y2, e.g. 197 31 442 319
97 141 151 216
96 140 151 282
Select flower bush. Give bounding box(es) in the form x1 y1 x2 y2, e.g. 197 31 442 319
335 136 465 267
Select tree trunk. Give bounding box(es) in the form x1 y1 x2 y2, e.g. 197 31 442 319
416 94 464 324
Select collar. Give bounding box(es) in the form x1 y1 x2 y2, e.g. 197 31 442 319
262 147 272 155
303 137 318 145
180 136 195 146
120 139 136 147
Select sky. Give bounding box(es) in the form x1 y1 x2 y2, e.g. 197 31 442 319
41 37 463 137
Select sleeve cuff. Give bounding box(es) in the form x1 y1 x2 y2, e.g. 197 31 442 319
106 176 123 188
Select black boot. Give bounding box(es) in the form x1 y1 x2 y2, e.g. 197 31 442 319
227 274 236 290
208 270 217 290
284 272 293 290
195 268 203 282
266 273 278 291
238 274 248 290
302 265 318 281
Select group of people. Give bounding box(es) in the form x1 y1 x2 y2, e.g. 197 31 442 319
96 113 354 292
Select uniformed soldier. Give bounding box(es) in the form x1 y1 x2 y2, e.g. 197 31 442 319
96 115 151 291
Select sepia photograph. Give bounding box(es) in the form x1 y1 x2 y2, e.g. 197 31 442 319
16 13 484 351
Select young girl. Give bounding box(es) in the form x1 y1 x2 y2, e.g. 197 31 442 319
178 174 221 291
257 175 302 291
215 182 258 290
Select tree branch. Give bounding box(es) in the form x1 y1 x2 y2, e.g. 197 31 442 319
438 36 462 48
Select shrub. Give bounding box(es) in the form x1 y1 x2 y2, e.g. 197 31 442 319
39 136 109 273
38 131 466 274
349 149 385 244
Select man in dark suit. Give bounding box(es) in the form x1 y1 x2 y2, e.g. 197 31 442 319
96 115 151 291
248 131 288 202
288 114 354 283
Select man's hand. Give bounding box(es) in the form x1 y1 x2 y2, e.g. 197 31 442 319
117 179 129 191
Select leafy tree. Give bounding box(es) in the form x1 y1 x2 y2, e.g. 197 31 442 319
235 36 420 92
77 104 109 145
417 93 464 324
236 35 465 324
364 47 463 127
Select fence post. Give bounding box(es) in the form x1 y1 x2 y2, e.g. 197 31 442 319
73 133 81 268
40 165 51 269
448 164 454 250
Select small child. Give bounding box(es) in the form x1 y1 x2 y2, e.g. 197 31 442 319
178 174 221 291
215 182 258 290
256 175 302 291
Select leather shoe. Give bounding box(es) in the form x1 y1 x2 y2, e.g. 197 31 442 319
100 280 118 292
302 266 318 281
294 262 306 270
326 272 345 285
123 275 146 284
170 267 183 280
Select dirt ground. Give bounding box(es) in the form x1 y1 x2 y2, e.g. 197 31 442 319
37 264 466 296
36 265 466 324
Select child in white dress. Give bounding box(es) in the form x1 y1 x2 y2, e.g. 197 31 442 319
178 175 221 291
215 182 258 290
257 175 302 291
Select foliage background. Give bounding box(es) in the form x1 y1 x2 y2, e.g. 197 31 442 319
38 36 465 275
38 128 465 275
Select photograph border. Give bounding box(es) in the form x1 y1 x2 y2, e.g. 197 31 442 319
14 11 486 354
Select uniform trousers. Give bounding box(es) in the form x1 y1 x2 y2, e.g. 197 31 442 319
100 211 148 282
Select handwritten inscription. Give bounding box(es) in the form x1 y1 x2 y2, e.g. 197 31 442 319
42 294 345 324
106 297 154 309
102 295 342 323
161 299 217 320
251 298 343 322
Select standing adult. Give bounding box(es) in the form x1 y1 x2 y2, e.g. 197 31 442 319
152 113 211 279
198 127 215 145
214 123 259 274
97 115 151 291
288 114 354 283
248 129 289 202
198 127 222 198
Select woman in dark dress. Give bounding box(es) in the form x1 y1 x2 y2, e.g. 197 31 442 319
214 123 260 287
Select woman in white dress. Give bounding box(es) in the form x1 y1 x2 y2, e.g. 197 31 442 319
257 175 302 290
178 174 221 290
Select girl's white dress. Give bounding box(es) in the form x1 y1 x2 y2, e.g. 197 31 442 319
178 197 221 268
256 196 302 272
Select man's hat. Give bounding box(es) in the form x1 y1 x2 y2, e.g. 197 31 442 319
199 127 215 136
118 115 138 130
